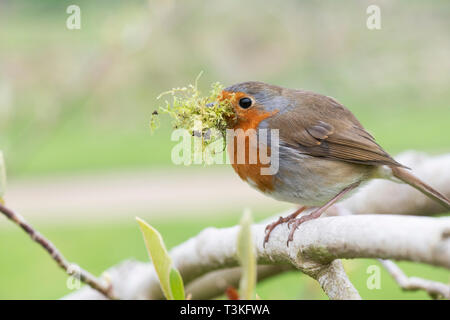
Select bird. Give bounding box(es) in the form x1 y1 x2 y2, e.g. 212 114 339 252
218 81 450 246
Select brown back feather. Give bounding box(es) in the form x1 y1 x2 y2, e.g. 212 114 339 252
267 89 406 168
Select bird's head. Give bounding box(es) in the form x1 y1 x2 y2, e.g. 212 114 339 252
219 81 292 129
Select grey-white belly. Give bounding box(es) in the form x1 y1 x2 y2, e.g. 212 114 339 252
265 150 371 206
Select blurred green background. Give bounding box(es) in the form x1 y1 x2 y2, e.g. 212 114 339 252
0 0 449 299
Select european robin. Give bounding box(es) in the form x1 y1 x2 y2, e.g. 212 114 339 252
219 81 450 246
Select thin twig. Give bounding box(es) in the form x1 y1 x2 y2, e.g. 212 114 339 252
379 259 450 299
0 203 116 299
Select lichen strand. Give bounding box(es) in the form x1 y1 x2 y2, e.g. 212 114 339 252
150 78 236 149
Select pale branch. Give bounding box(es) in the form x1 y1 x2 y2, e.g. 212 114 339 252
328 193 450 300
184 258 361 300
0 203 116 300
334 197 450 299
379 259 450 299
64 214 450 300
185 265 293 300
315 260 361 300
63 262 291 300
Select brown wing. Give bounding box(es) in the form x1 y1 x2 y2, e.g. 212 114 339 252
269 90 406 168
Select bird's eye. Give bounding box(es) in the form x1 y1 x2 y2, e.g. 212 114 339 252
238 97 252 109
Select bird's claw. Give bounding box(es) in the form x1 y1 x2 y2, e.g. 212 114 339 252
263 216 286 247
286 218 306 246
263 207 307 248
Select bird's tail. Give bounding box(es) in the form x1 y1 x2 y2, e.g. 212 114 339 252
391 166 450 210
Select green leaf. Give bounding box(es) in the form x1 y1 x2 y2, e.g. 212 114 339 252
0 151 6 204
237 209 257 300
136 217 184 300
169 268 185 300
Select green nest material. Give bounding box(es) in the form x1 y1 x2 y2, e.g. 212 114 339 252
150 75 236 148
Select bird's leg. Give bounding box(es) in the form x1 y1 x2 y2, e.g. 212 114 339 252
263 206 306 247
286 181 361 246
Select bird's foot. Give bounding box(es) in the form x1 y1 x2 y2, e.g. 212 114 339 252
286 208 324 246
286 181 361 246
263 206 305 248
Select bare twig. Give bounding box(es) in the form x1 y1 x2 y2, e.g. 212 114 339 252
379 259 450 299
0 203 116 299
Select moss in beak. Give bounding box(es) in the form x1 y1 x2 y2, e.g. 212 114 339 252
150 75 236 149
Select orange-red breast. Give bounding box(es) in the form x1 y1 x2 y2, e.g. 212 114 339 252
220 81 450 246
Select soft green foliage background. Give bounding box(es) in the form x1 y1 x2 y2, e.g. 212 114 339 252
1 0 449 177
0 0 449 299
0 151 6 203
